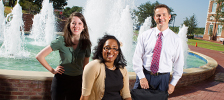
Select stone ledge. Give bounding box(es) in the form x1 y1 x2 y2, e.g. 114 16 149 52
0 69 53 80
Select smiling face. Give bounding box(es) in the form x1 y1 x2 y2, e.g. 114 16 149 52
70 16 84 36
102 39 119 63
154 7 171 29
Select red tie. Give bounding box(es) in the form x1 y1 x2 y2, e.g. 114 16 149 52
150 32 163 74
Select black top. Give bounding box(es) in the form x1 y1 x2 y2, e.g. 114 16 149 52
102 65 123 100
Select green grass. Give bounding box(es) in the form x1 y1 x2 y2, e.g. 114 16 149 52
188 39 224 52
133 30 139 42
4 6 28 15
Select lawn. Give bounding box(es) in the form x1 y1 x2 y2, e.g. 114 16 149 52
188 38 224 52
4 6 28 15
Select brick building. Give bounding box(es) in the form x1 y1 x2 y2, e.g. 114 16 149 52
203 0 224 41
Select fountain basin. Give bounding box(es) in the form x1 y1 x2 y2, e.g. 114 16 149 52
0 50 218 99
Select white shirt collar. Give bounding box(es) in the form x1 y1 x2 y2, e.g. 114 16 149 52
155 27 170 37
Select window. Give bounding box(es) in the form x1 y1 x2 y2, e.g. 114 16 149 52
217 25 222 36
212 2 217 12
208 24 213 35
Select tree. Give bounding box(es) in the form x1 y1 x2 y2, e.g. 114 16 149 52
133 1 175 27
183 14 198 35
8 0 16 7
52 0 67 9
194 28 205 35
20 0 67 13
212 0 224 40
19 1 39 14
63 6 83 17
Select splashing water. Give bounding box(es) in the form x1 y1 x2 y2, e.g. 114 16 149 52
178 24 189 68
139 16 152 34
0 0 4 41
29 0 56 46
0 1 29 58
83 0 135 69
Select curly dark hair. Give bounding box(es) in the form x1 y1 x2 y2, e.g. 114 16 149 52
92 35 127 69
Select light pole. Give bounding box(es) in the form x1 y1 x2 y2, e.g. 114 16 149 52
172 14 177 30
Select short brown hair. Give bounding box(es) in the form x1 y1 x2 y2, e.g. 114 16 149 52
154 4 171 15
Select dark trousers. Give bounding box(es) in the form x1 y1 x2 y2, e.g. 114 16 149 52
51 73 82 100
133 69 170 91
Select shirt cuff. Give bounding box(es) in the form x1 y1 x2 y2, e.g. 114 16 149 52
170 78 178 86
136 71 145 79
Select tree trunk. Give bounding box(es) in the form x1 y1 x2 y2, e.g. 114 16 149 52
9 0 12 7
12 0 15 7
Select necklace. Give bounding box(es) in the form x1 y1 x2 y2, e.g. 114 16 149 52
108 65 115 70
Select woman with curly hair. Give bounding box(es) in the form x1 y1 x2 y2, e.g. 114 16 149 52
80 35 132 100
36 12 91 100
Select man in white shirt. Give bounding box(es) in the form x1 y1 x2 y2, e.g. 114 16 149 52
132 4 184 95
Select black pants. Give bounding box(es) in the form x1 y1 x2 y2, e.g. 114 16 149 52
51 74 82 100
133 68 170 91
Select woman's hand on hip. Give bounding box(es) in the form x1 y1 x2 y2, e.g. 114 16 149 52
52 66 64 74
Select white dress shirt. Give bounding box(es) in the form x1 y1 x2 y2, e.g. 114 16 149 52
133 27 184 86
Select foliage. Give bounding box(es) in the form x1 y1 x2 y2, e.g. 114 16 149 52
51 0 67 9
213 0 224 40
170 26 179 33
63 6 83 17
8 0 16 7
216 0 224 25
194 28 205 35
19 0 67 14
183 14 198 35
133 1 175 27
209 28 213 37
19 1 39 14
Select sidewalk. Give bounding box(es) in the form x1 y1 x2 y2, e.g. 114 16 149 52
168 44 224 100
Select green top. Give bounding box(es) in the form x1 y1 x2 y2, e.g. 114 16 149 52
50 36 91 76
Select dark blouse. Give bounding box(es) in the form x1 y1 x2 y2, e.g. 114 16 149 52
50 36 91 76
102 66 123 100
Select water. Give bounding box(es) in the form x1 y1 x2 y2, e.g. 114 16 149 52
83 0 135 69
0 38 206 72
139 16 152 34
0 0 4 41
0 36 59 71
178 25 189 68
29 0 56 46
0 1 29 58
0 0 206 72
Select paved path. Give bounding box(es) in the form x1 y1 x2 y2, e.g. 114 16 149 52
168 44 224 100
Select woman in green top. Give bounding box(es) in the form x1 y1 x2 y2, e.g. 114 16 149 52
36 12 91 100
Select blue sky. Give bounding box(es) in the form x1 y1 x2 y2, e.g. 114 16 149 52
66 0 209 28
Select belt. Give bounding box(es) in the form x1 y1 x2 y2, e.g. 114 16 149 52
143 67 169 76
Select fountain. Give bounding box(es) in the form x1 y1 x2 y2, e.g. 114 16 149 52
84 0 135 70
0 0 218 99
0 0 206 71
0 0 29 58
178 25 189 68
29 0 56 46
0 0 4 41
139 16 152 34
